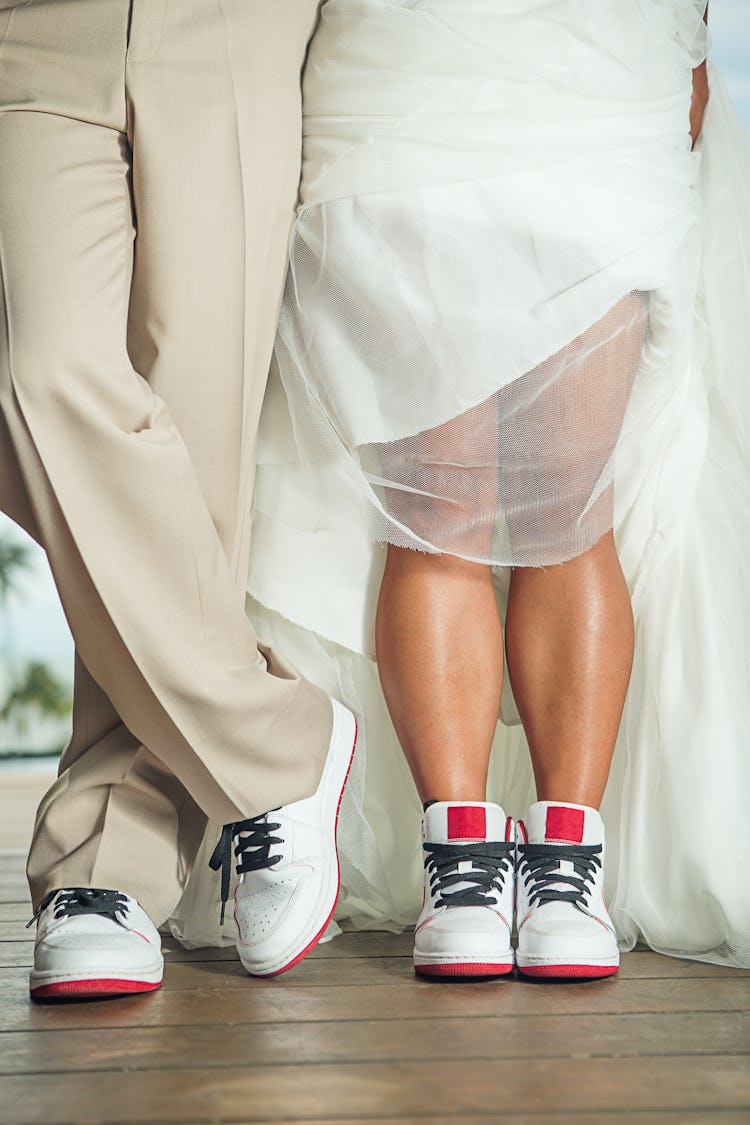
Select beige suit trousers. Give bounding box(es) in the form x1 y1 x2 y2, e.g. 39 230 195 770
0 0 332 923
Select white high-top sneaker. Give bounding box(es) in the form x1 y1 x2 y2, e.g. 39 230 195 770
413 801 515 978
210 698 357 977
516 801 619 979
29 888 163 1000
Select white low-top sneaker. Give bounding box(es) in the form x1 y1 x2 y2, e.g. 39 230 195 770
413 801 515 978
210 697 357 977
516 801 620 979
29 887 163 1000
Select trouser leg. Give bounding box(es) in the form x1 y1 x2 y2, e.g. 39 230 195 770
0 0 329 920
28 655 209 923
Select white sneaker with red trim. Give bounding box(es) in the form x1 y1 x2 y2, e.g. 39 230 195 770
413 801 515 978
516 801 619 979
211 698 357 978
29 888 163 1000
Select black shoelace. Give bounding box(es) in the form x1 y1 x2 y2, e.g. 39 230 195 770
27 887 130 929
424 841 514 908
209 813 284 924
517 842 602 911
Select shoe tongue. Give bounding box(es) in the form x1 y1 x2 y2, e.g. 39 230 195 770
525 801 603 846
423 802 506 844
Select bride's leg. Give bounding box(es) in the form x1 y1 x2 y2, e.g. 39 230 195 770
503 294 646 803
375 546 503 802
505 528 633 807
508 532 632 978
374 386 504 802
374 393 514 977
377 545 515 978
505 294 646 978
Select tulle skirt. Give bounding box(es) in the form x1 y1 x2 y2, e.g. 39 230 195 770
170 0 750 967
274 0 706 568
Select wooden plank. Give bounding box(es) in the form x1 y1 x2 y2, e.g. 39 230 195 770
0 893 31 908
160 931 413 963
255 1117 750 1125
2 975 749 1033
0 851 28 878
244 1118 750 1125
0 851 26 866
201 1118 750 1125
0 1011 747 1075
223 1117 750 1125
57 954 750 993
163 934 750 979
278 1118 750 1125
0 771 55 852
0 943 34 967
0 908 35 924
0 878 30 904
1 1055 748 1124
0 922 32 942
308 928 412 958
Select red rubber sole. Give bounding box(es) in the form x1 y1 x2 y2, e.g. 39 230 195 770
415 962 514 978
252 719 358 979
30 978 162 1000
518 963 619 979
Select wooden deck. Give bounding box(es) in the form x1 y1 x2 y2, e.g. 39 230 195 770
1 771 749 1125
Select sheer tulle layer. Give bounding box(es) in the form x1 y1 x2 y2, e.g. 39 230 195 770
275 0 704 566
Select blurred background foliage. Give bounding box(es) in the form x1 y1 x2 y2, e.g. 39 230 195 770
0 532 72 758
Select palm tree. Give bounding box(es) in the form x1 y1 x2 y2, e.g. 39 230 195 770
0 529 72 754
0 532 34 670
0 660 72 751
0 535 33 605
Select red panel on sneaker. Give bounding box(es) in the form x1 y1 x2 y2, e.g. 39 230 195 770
447 805 486 840
545 805 584 843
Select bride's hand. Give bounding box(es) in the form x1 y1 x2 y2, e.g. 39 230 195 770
690 59 709 147
690 2 710 147
691 0 709 149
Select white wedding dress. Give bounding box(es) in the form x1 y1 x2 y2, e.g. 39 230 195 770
171 0 750 967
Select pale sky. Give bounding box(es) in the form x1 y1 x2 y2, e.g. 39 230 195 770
0 3 748 751
710 0 750 125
